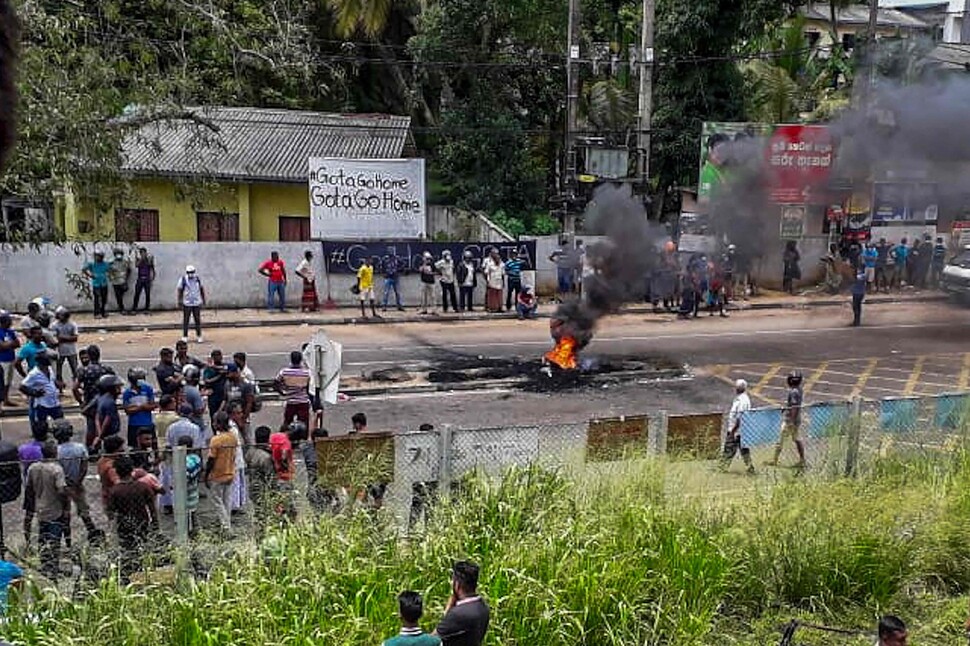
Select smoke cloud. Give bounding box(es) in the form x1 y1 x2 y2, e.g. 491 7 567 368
552 184 666 349
705 75 970 269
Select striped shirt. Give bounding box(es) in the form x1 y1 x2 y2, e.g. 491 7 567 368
277 366 311 404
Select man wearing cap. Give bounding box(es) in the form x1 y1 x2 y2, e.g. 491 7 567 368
83 251 110 318
177 265 206 344
108 248 131 315
720 379 754 474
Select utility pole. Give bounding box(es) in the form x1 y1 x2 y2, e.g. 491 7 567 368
961 0 970 44
563 0 582 234
864 0 879 101
636 0 655 196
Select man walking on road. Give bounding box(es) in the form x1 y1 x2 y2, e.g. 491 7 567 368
24 441 68 579
770 371 806 470
382 253 406 312
851 267 866 327
177 265 206 343
720 379 753 474
0 311 19 406
52 307 79 386
52 420 103 546
259 251 288 312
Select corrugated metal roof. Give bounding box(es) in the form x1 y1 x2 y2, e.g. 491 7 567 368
925 42 970 69
121 107 412 183
800 4 930 29
879 0 946 8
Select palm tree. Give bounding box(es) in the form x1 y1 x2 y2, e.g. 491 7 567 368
326 0 396 39
583 79 636 133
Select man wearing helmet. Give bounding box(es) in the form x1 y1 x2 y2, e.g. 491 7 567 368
72 344 115 449
770 370 806 469
93 373 125 451
180 365 207 438
123 367 156 449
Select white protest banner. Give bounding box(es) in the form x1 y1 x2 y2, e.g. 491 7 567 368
309 158 426 240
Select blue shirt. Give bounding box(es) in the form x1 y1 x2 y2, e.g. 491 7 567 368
17 340 47 370
0 328 16 363
96 392 121 437
84 260 110 288
0 560 23 614
893 244 909 266
505 258 525 280
22 367 59 409
863 248 877 269
122 382 155 427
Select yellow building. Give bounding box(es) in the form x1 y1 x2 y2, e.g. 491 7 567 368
63 107 412 242
798 3 931 53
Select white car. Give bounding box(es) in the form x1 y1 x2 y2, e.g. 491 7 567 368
941 247 970 298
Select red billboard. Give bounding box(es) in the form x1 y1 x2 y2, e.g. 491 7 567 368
765 125 834 204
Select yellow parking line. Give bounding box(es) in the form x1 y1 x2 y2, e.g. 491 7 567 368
750 364 783 406
903 356 926 395
851 359 879 398
802 361 829 394
959 353 970 391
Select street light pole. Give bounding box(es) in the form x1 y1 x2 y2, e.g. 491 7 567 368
636 0 655 190
564 0 582 234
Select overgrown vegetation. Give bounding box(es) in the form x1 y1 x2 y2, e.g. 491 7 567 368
6 452 970 644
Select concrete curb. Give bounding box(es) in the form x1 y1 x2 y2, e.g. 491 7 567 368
74 294 949 334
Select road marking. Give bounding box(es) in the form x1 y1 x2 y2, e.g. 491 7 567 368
960 353 970 391
750 365 783 406
904 356 926 395
803 361 829 394
851 359 879 398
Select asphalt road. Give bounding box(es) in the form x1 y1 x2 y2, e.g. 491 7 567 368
1 300 968 443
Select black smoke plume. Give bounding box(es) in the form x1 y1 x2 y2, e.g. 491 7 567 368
552 184 666 349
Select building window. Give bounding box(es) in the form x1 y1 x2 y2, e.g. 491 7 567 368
115 208 160 242
804 31 820 48
279 216 310 241
197 212 239 242
842 33 856 51
0 200 53 242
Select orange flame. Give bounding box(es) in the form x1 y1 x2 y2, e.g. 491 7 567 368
545 336 578 370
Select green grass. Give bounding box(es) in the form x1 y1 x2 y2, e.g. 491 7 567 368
7 453 970 645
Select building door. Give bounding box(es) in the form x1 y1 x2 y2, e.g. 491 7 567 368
279 216 310 242
197 212 239 241
115 209 160 242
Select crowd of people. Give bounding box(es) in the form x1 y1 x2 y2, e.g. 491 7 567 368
350 247 539 320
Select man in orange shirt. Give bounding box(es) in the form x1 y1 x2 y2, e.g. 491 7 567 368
204 411 237 531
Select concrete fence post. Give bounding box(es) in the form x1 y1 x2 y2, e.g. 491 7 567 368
649 410 668 456
844 396 863 478
438 425 453 500
172 445 189 545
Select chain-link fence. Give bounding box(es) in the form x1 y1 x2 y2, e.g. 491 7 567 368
2 392 970 592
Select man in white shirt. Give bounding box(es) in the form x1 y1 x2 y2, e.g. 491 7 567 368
720 379 753 474
177 265 206 344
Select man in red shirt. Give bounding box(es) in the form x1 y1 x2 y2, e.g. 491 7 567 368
269 423 297 520
259 251 288 313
